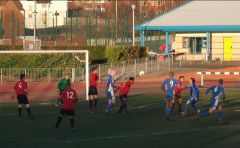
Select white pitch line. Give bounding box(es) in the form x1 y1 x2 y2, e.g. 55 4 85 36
38 102 52 106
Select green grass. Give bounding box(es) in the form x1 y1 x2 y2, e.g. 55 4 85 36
0 91 240 148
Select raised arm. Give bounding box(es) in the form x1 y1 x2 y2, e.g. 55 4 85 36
111 77 116 88
205 86 214 96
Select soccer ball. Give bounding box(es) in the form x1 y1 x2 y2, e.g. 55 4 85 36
139 71 145 76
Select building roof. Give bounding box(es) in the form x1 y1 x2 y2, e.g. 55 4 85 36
136 1 240 32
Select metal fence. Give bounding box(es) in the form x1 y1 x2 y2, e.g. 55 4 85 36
0 57 171 83
1 53 240 83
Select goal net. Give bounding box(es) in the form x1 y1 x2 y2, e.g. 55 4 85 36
0 50 89 100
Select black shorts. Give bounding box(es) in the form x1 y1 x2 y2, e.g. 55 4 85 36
60 109 75 116
17 95 29 104
88 86 98 95
120 94 128 101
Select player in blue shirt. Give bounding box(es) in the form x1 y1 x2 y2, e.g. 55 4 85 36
182 78 200 116
198 79 225 123
161 71 178 120
105 69 117 112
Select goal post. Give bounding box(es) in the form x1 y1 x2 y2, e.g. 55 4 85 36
0 50 90 100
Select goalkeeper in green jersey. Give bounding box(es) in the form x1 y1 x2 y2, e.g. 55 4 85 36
56 73 70 106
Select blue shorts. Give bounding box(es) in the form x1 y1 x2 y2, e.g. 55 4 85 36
106 91 115 100
186 98 197 106
189 96 198 102
165 93 174 101
210 99 219 109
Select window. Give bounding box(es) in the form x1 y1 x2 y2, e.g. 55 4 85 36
183 37 207 54
202 38 207 48
189 38 202 54
96 0 104 3
183 37 190 48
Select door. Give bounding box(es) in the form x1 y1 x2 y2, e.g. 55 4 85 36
224 37 232 61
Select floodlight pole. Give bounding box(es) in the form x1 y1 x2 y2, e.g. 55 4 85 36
132 4 135 46
33 0 37 50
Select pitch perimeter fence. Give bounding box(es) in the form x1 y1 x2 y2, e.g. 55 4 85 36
1 55 240 83
0 57 172 83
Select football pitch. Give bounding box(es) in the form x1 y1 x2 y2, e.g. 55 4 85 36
0 90 240 148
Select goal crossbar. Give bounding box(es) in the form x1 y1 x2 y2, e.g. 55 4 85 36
0 50 90 100
0 50 88 54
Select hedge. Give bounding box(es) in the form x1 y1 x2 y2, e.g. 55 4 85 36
0 45 106 63
0 45 147 68
105 46 147 63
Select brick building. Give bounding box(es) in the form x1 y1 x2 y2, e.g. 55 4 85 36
68 0 184 19
0 0 24 45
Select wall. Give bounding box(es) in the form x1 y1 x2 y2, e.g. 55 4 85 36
174 33 240 61
211 33 240 61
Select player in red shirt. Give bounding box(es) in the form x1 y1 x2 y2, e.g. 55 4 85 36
14 74 33 118
54 84 78 130
173 76 185 113
115 77 134 113
88 67 99 113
